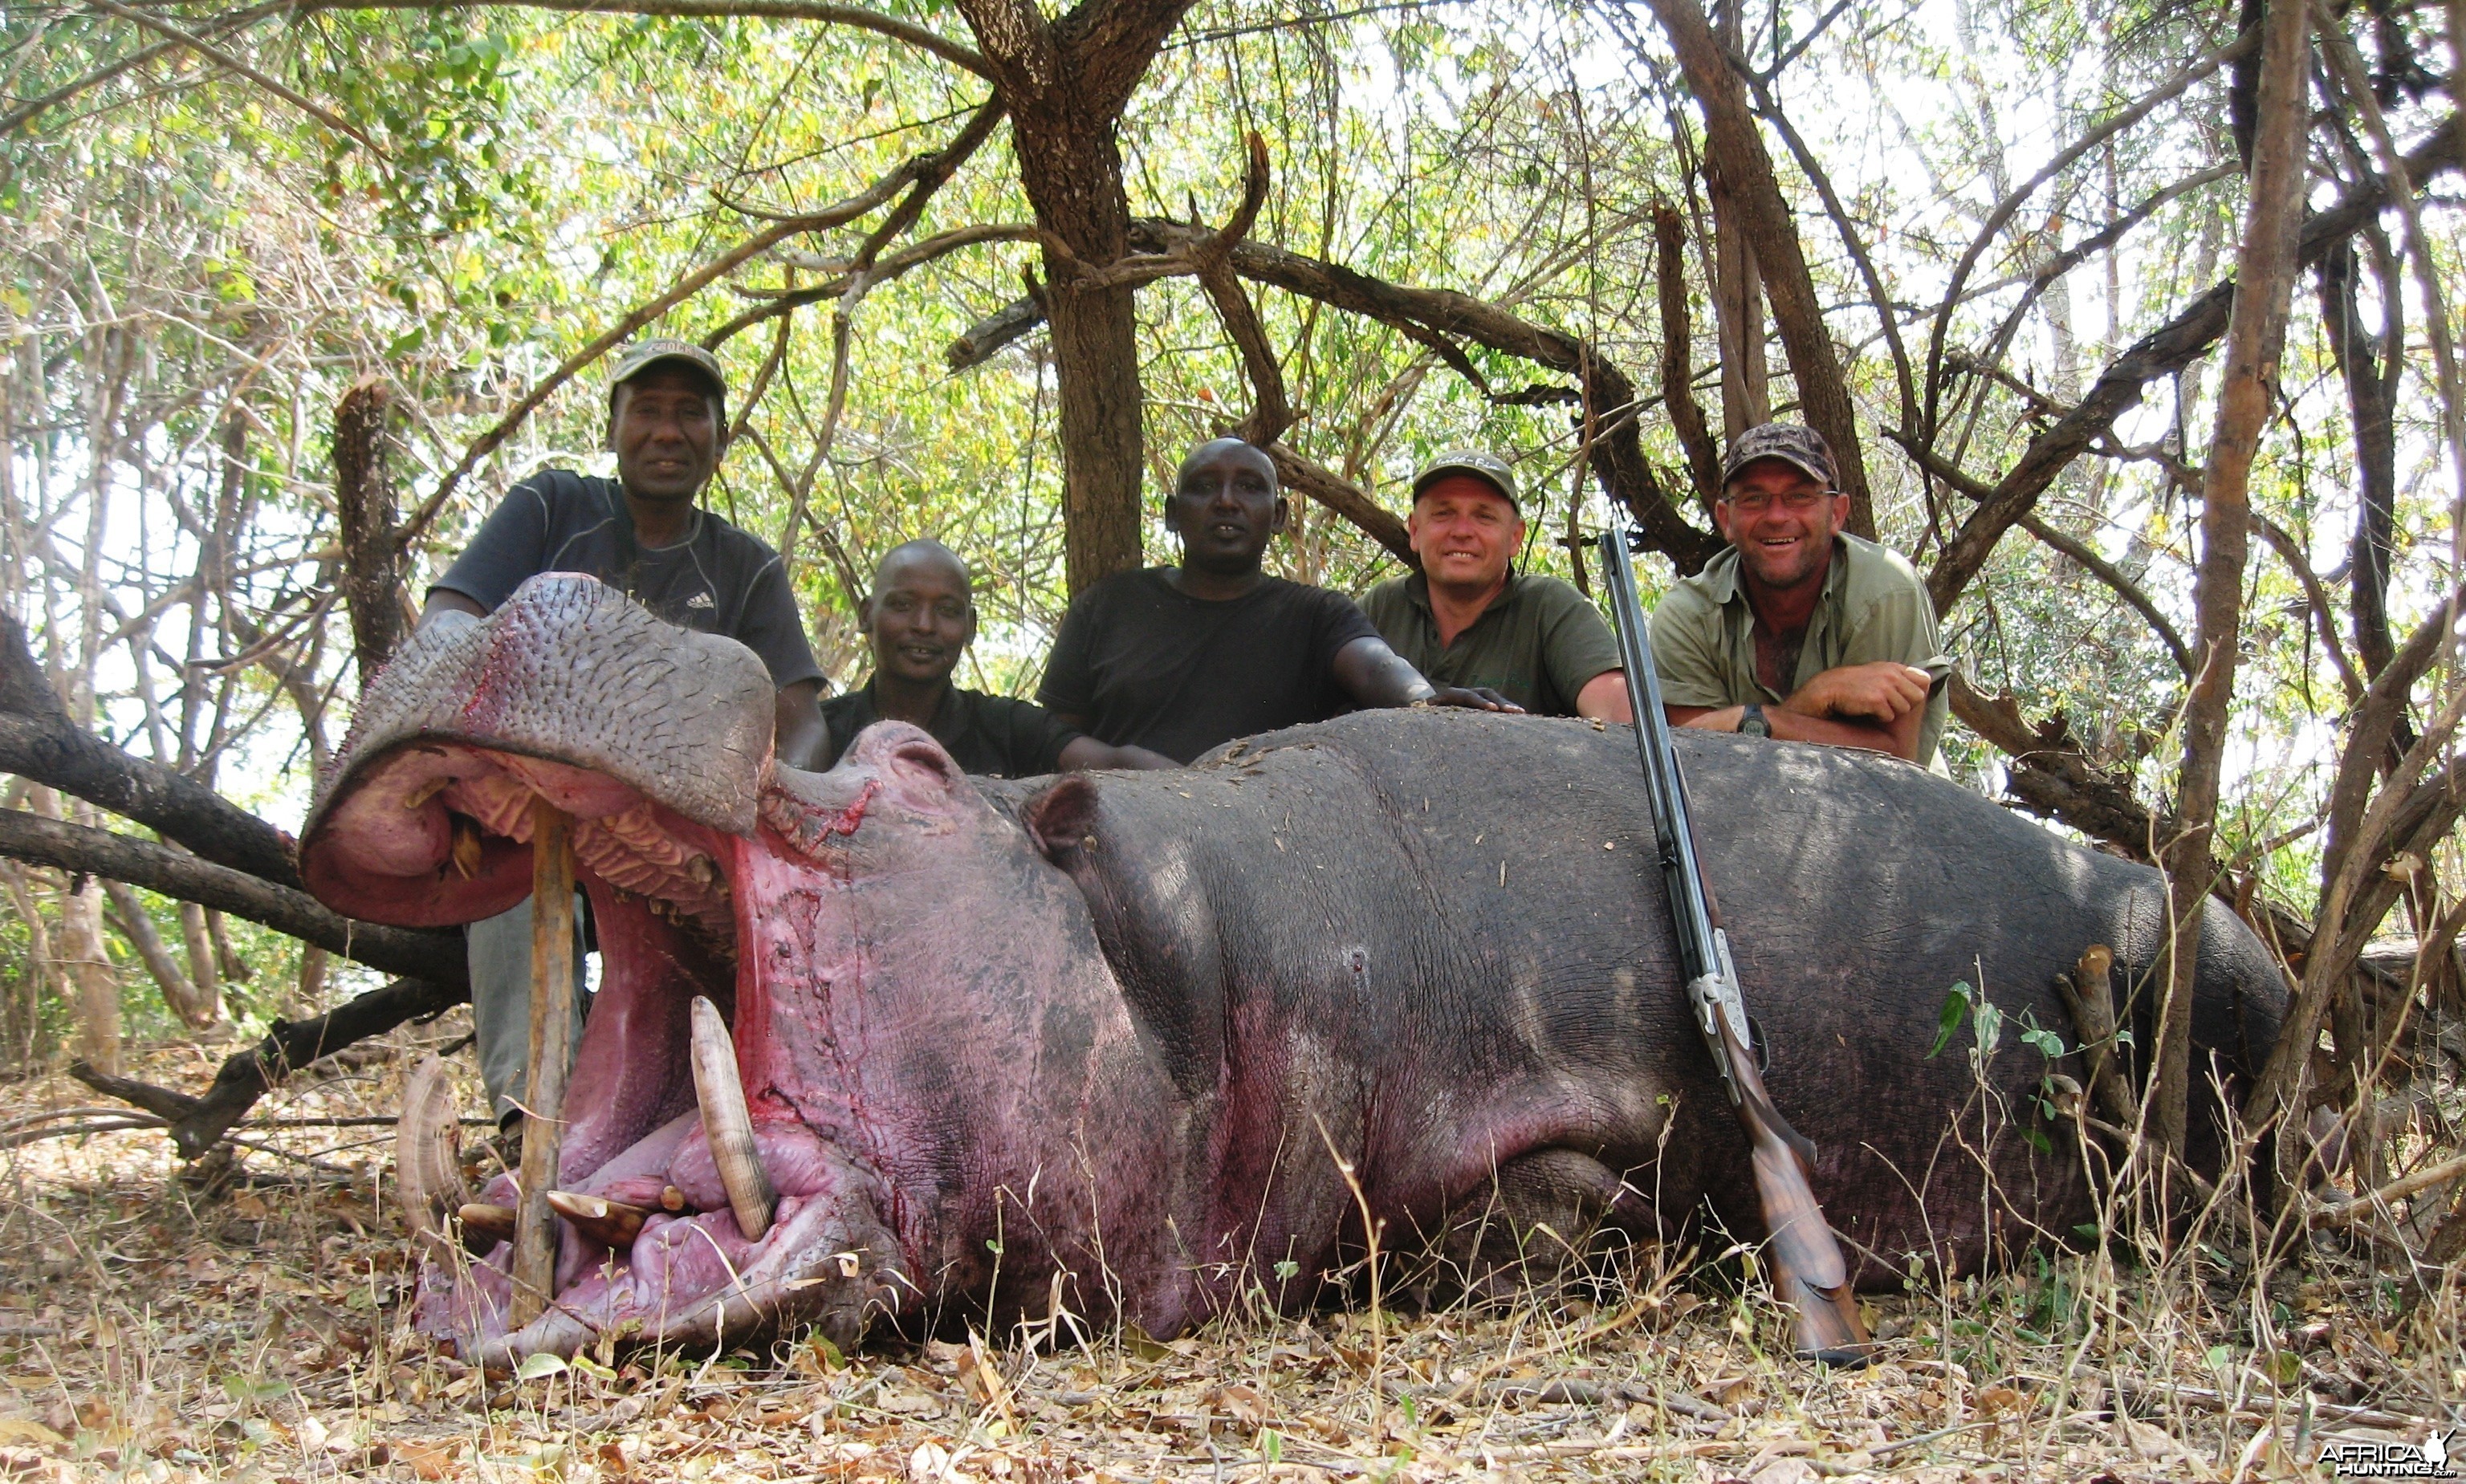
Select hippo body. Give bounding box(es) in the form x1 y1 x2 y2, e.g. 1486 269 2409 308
303 577 2284 1360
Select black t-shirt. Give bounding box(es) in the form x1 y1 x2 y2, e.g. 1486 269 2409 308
1036 568 1381 763
433 470 824 690
822 679 1084 777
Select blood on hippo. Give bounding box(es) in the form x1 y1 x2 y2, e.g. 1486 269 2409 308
303 575 2286 1363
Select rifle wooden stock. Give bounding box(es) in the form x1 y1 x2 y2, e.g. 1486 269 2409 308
1716 1012 1870 1364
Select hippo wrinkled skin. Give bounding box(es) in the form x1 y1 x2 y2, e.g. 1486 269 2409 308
303 575 2285 1361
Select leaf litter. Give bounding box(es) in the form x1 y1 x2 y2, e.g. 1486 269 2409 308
0 1023 2457 1482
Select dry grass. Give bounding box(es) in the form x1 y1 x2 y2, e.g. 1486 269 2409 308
0 1024 2458 1483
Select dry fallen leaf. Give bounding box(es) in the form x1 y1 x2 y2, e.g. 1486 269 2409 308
390 1437 463 1480
0 1423 60 1449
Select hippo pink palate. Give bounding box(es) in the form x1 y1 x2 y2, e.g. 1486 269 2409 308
302 575 2286 1363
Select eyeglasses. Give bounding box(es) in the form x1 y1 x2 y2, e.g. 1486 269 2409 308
1719 489 1837 515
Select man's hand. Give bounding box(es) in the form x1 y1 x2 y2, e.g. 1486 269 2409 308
1421 685 1522 713
1057 737 1180 771
1780 661 1931 723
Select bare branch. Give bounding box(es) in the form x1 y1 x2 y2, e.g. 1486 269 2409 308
1265 443 1413 567
1923 113 2464 615
2015 513 2195 677
1 612 301 885
1919 29 2260 443
0 808 463 987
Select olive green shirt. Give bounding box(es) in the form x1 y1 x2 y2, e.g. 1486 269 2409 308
1360 572 1622 717
1649 534 1953 764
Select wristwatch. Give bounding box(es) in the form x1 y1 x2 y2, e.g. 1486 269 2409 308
1737 702 1772 738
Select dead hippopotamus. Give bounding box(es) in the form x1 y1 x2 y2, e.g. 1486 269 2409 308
302 575 2285 1362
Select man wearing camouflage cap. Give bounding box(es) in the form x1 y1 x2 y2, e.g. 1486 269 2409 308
1649 423 1951 764
1359 449 1631 719
420 339 832 1132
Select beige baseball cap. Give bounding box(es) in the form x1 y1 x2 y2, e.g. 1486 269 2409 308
1410 448 1520 512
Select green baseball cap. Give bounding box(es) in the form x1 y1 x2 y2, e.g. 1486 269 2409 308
1410 448 1520 512
609 339 728 418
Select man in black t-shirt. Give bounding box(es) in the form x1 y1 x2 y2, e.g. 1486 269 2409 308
421 339 829 1130
1039 438 1515 764
822 541 1175 775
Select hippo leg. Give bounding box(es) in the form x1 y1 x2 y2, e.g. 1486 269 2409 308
1422 1149 1646 1303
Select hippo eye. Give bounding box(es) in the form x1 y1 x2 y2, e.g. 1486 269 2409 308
1347 949 1368 974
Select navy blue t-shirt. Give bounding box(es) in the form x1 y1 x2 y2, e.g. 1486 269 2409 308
433 470 823 690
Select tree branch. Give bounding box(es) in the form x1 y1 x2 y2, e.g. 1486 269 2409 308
0 612 302 886
72 975 468 1158
1639 0 1874 533
1264 443 1414 566
2016 513 2195 677
1924 113 2464 615
0 809 463 987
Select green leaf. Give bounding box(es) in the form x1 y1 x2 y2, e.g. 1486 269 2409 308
515 1352 568 1381
219 1374 288 1403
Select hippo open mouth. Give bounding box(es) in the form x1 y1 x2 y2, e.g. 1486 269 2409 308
303 575 911 1362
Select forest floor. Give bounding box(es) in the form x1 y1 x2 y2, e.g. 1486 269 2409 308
0 1023 2457 1483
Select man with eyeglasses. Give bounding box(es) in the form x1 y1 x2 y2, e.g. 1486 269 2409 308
1649 423 1951 764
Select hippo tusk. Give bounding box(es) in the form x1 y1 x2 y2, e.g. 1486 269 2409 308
457 1201 518 1246
545 1190 651 1248
397 1055 486 1257
688 995 776 1241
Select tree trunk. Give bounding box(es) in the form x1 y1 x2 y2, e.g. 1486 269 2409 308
1015 112 1149 596
176 901 220 1024
1642 0 1873 535
29 787 119 1075
1707 160 1769 439
100 879 215 1030
0 860 58 1065
2317 237 2401 678
333 376 409 683
1657 203 1724 513
2154 0 2311 1166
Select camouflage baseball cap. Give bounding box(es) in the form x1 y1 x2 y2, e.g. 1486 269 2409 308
1719 423 1837 491
1411 448 1520 512
609 339 727 416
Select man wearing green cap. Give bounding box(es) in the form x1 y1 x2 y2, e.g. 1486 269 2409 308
1649 422 1951 764
1359 449 1631 720
419 338 831 1131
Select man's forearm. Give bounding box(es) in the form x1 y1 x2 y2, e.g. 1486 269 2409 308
1331 636 1436 708
1667 703 1918 760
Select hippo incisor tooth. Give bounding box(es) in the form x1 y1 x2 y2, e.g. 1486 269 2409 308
396 1055 480 1255
688 994 776 1242
449 815 485 879
457 1201 518 1246
660 1185 688 1213
544 1190 650 1248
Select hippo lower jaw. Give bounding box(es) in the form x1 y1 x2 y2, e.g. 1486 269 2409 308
354 746 906 1362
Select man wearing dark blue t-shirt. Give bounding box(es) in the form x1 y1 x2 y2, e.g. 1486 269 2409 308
1038 437 1515 764
420 339 828 1131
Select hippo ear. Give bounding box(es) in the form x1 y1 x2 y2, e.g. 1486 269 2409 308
1021 775 1101 864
